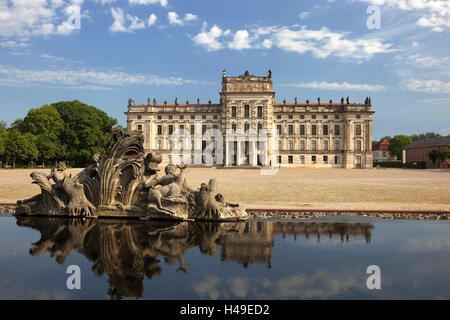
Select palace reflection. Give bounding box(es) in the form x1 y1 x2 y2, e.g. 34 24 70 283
15 217 373 299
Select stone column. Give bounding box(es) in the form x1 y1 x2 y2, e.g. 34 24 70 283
236 141 242 165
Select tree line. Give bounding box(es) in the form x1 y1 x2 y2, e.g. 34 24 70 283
374 132 448 161
0 100 118 168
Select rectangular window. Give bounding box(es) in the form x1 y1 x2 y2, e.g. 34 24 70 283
157 115 162 120
202 125 207 134
190 125 195 135
157 125 162 135
355 140 362 151
312 115 316 120
324 115 328 120
334 140 340 151
157 140 162 150
311 140 317 151
335 156 340 164
288 115 293 119
288 140 294 151
168 140 173 150
277 125 282 135
335 115 340 119
299 140 305 151
288 155 293 164
212 124 218 130
323 140 329 151
277 115 281 119
244 105 250 118
323 125 328 135
300 155 305 164
202 115 206 119
213 115 218 119
312 155 316 163
356 114 361 119
300 125 305 135
191 115 195 120
257 123 263 133
137 124 142 131
288 125 294 135
168 125 173 135
244 123 250 132
179 124 184 134
278 155 282 164
231 123 237 132
168 154 172 163
311 125 317 135
300 115 305 119
191 140 195 150
169 115 173 120
180 115 184 120
334 125 340 135
137 115 142 119
257 106 263 118
323 156 328 164
231 106 237 118
355 124 362 135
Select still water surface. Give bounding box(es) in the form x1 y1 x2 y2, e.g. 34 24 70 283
0 215 450 299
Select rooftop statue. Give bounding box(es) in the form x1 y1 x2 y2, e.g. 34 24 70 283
15 129 247 221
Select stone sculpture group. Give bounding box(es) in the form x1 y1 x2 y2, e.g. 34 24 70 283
16 129 247 221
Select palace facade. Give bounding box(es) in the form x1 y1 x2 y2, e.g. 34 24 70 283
126 70 374 168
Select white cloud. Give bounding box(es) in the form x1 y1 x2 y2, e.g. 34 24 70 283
299 11 310 20
167 11 182 25
109 8 146 32
109 7 128 32
192 23 227 51
192 24 394 60
0 40 29 48
184 13 198 22
404 79 450 93
0 64 204 90
129 0 168 6
0 0 83 37
357 0 450 32
282 81 387 91
127 14 146 30
228 30 251 50
148 13 157 26
167 11 198 26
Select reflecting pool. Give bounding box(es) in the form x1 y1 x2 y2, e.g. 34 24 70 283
1 215 450 299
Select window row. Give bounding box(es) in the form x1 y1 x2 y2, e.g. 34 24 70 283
231 105 264 118
280 139 363 151
277 124 340 136
279 155 341 164
156 124 219 135
276 114 340 120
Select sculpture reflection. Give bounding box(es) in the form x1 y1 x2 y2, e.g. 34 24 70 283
16 217 372 299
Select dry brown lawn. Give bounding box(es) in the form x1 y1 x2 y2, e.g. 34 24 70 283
1 167 449 211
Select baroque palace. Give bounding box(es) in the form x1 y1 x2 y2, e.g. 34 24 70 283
126 70 374 168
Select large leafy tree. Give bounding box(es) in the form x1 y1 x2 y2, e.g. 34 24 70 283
21 104 65 166
4 129 38 167
53 100 117 167
388 135 412 160
0 126 7 161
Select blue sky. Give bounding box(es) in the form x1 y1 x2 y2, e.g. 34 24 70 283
0 0 449 140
